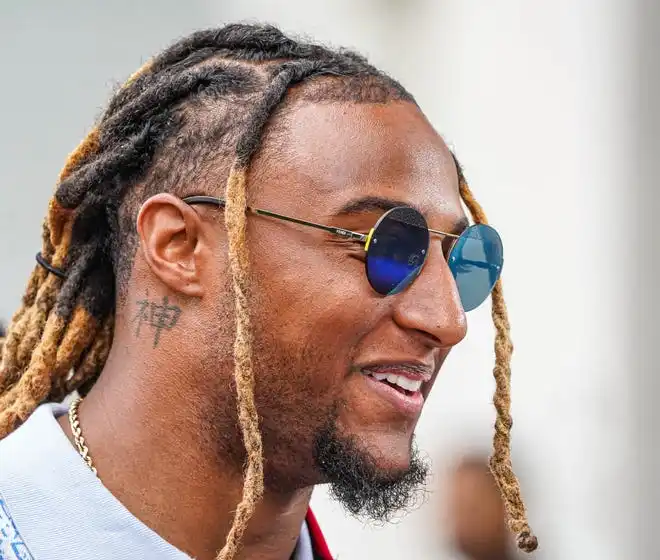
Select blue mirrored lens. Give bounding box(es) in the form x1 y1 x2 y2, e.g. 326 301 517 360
448 224 503 312
366 207 430 296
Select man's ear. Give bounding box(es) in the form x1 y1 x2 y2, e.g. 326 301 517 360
136 193 205 297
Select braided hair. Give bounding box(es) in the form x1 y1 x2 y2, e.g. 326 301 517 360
0 24 537 557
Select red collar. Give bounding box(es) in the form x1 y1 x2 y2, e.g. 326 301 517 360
305 509 332 560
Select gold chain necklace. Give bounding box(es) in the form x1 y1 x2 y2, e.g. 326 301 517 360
68 396 98 476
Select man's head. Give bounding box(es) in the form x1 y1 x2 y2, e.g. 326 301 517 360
0 24 536 557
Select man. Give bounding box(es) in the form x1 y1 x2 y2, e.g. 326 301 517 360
0 24 536 560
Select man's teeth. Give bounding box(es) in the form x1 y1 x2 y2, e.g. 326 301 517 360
365 371 423 392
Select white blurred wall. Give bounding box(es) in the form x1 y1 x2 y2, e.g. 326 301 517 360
634 1 660 558
0 1 649 559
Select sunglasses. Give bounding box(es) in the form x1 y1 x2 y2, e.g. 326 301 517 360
183 196 503 312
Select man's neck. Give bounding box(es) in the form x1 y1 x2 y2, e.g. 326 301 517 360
58 356 313 560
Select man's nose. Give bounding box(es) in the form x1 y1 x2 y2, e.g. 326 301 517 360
391 248 468 348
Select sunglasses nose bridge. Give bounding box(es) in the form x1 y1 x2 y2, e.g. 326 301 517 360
424 243 466 310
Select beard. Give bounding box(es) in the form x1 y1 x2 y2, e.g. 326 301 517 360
199 277 430 520
200 332 430 523
313 408 429 523
207 328 430 521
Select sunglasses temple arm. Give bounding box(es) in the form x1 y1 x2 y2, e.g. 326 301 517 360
251 208 367 241
182 195 367 242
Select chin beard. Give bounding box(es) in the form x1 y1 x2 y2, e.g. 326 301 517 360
312 418 429 523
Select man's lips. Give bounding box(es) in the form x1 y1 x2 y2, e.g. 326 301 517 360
358 362 434 417
361 363 433 382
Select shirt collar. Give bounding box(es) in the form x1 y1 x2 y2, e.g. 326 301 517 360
305 509 333 560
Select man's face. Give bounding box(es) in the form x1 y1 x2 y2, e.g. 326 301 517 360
201 99 468 516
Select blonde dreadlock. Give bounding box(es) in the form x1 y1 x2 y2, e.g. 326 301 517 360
458 171 538 552
0 23 536 558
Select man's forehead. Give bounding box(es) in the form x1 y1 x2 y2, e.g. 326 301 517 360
252 101 463 220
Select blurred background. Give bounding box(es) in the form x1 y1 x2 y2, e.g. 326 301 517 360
1 1 657 558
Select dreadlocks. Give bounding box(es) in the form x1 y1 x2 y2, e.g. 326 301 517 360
0 24 537 556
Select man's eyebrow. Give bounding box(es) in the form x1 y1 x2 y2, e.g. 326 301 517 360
334 195 470 235
334 196 420 216
446 216 470 236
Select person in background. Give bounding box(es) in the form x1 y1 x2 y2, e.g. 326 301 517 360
446 456 518 560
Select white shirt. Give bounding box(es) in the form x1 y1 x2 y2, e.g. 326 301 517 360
0 403 313 560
